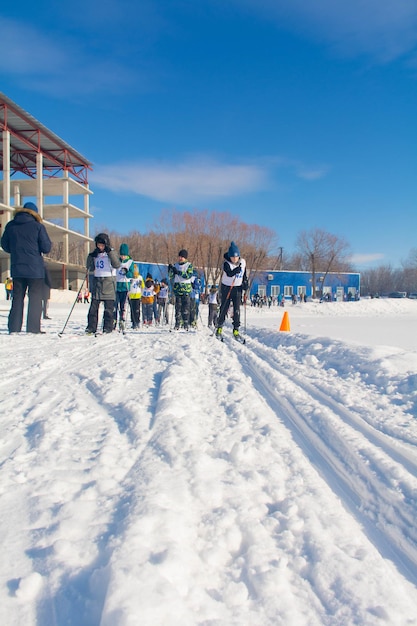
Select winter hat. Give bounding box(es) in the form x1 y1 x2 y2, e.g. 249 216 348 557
23 201 38 213
178 249 188 258
95 233 110 246
119 243 129 256
228 241 240 257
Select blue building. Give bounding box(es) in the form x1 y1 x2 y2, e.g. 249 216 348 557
132 262 360 302
250 269 360 301
133 261 169 283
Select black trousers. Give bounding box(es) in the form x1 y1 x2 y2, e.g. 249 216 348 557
8 277 44 333
208 303 218 327
87 299 114 333
114 290 129 323
175 294 190 327
129 299 141 327
217 284 241 330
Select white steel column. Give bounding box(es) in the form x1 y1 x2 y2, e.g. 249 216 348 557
13 184 21 207
2 130 10 206
84 186 90 261
36 152 43 217
63 171 69 265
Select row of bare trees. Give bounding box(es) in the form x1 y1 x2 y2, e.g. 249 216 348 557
84 210 352 294
48 209 357 293
99 210 278 292
360 249 417 296
49 209 417 295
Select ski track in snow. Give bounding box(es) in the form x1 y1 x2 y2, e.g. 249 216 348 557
228 335 417 583
1 312 417 625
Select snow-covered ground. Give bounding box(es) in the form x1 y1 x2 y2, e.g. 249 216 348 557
0 294 416 626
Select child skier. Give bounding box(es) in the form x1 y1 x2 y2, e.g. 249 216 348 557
190 272 202 328
128 265 145 329
168 249 194 330
157 278 170 325
216 241 248 340
114 243 134 331
208 286 219 328
86 233 120 334
142 274 155 327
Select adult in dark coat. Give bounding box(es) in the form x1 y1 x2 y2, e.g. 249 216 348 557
1 202 52 333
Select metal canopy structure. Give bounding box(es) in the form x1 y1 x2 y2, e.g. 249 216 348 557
0 92 92 184
0 92 94 288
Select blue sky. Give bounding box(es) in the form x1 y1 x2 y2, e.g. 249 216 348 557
1 0 416 268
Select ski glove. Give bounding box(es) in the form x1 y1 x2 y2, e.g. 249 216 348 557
168 264 178 275
119 267 128 275
105 246 112 254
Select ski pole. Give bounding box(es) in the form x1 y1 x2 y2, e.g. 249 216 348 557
58 271 88 336
198 306 206 329
168 287 176 331
243 292 247 333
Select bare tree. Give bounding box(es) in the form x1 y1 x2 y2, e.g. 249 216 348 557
401 248 417 294
360 265 395 296
149 209 277 293
295 228 351 297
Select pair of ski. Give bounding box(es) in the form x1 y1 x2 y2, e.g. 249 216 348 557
169 325 197 333
213 331 246 345
85 323 126 337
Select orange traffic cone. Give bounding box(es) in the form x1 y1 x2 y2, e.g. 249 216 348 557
279 311 290 332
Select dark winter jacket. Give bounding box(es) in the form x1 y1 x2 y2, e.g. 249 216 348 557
1 208 52 279
86 248 120 301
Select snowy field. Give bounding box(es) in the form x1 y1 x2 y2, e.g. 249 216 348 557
0 293 416 626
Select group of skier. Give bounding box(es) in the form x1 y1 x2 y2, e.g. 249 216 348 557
1 203 248 340
85 235 248 339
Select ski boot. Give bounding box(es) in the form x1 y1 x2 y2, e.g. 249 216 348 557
233 328 246 344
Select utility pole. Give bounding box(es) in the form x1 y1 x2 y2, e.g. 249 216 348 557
278 247 283 270
271 247 283 271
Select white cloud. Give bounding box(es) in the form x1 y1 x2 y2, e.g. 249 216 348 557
0 17 136 96
91 155 328 204
267 156 330 181
91 158 268 204
235 0 417 62
294 163 329 181
349 253 385 266
0 18 66 73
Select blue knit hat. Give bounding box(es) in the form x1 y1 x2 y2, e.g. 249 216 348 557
120 243 129 255
228 241 240 257
23 201 38 213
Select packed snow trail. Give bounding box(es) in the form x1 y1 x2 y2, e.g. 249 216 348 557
228 334 417 584
0 309 417 626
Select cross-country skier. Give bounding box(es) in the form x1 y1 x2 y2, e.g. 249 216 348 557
114 243 134 331
168 249 194 330
85 233 120 334
216 241 248 340
128 265 144 329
